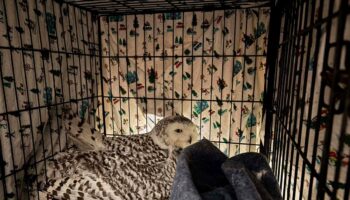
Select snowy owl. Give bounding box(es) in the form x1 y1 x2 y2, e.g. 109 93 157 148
39 115 199 200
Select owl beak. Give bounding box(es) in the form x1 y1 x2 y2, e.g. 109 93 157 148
174 147 183 155
188 136 192 144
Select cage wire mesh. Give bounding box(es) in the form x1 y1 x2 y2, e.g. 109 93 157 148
0 0 349 199
99 8 270 156
266 0 350 199
0 0 102 199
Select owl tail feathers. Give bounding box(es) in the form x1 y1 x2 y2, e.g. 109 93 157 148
67 130 106 151
47 101 106 151
63 112 106 151
68 134 105 151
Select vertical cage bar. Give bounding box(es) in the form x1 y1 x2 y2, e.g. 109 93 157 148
0 132 7 199
190 11 194 122
78 9 90 121
43 0 62 152
58 2 73 118
162 13 165 117
208 10 215 144
276 1 292 189
332 55 350 199
345 153 350 199
2 0 32 198
143 14 148 132
290 1 310 199
280 1 297 195
228 10 238 156
308 0 334 197
248 8 260 152
72 5 84 115
107 16 114 135
181 11 185 116
34 0 55 167
306 1 325 199
282 1 300 197
115 15 123 135
13 0 40 198
199 11 205 139
238 9 249 154
275 22 286 189
66 1 79 114
171 12 175 116
85 10 96 126
51 0 67 149
286 1 304 198
297 1 317 198
0 1 19 198
219 10 226 150
91 13 101 133
0 34 7 198
125 16 132 134
98 17 107 135
134 14 139 134
317 0 348 198
153 13 156 126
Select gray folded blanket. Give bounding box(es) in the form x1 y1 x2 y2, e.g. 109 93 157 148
170 139 282 200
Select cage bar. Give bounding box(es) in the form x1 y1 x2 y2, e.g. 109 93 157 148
0 0 349 199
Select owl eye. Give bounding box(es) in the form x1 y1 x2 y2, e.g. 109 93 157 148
175 129 182 133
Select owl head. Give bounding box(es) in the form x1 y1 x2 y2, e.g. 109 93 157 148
150 115 199 151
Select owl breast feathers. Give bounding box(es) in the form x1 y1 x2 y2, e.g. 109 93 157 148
39 115 199 200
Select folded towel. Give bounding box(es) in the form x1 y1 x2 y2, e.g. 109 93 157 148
170 139 282 200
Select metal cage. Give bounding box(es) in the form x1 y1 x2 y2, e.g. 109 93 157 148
0 0 349 199
266 0 350 199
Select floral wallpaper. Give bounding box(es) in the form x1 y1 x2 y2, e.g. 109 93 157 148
100 9 270 156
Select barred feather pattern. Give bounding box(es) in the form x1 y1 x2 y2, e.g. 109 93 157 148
40 134 177 200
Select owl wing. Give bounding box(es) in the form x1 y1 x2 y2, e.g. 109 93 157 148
41 134 175 199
